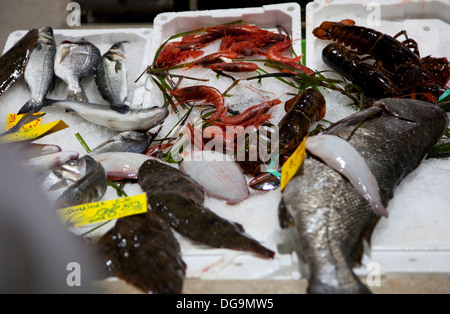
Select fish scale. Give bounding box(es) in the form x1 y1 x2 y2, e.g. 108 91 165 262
281 98 448 294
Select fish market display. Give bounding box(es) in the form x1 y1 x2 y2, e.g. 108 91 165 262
0 28 39 97
138 159 275 258
43 98 169 132
19 27 56 114
2 5 449 294
280 98 448 294
88 131 151 155
96 213 186 294
179 150 249 205
95 41 130 113
54 38 101 102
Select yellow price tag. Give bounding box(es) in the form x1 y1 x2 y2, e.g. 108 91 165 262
57 193 148 229
1 119 68 142
6 112 43 130
280 135 308 192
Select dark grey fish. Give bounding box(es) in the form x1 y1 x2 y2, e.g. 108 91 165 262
54 38 101 102
280 98 448 294
95 42 130 113
88 131 151 155
55 155 108 208
96 213 186 294
0 29 39 97
19 27 56 114
138 159 275 258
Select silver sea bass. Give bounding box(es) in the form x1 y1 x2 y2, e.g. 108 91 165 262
19 27 56 114
279 98 448 294
54 38 101 102
95 42 130 113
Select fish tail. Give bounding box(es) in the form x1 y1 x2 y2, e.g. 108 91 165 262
67 88 89 102
18 99 43 114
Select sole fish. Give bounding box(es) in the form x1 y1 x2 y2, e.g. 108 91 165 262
280 98 448 294
97 213 186 294
138 159 275 258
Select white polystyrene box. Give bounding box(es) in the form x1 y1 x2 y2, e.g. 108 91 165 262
141 2 303 109
305 0 450 275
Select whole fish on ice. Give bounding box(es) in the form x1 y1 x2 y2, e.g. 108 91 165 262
19 27 56 114
95 41 130 113
138 159 275 258
88 131 151 155
280 98 448 294
54 38 101 102
43 98 169 132
0 29 39 97
179 150 249 205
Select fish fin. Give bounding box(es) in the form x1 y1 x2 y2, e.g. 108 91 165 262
110 104 131 114
115 61 122 73
351 215 381 266
58 46 71 63
278 198 295 229
18 99 43 114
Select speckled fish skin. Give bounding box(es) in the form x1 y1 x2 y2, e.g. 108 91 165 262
54 38 101 102
138 159 275 258
97 214 186 294
280 98 448 294
19 27 56 114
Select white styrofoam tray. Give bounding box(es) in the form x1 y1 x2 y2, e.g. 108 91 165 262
305 0 450 275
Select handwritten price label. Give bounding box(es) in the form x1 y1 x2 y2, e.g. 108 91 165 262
57 194 148 229
6 112 43 130
280 135 307 192
1 119 68 142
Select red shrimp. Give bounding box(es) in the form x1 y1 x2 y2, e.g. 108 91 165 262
169 85 225 120
154 41 205 68
207 62 259 73
181 32 221 45
212 99 281 128
266 40 314 75
205 24 266 37
230 41 266 57
192 51 238 66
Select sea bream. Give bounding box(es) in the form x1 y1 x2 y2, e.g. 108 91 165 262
43 98 169 132
95 42 130 113
280 98 448 294
19 27 56 114
54 38 101 102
